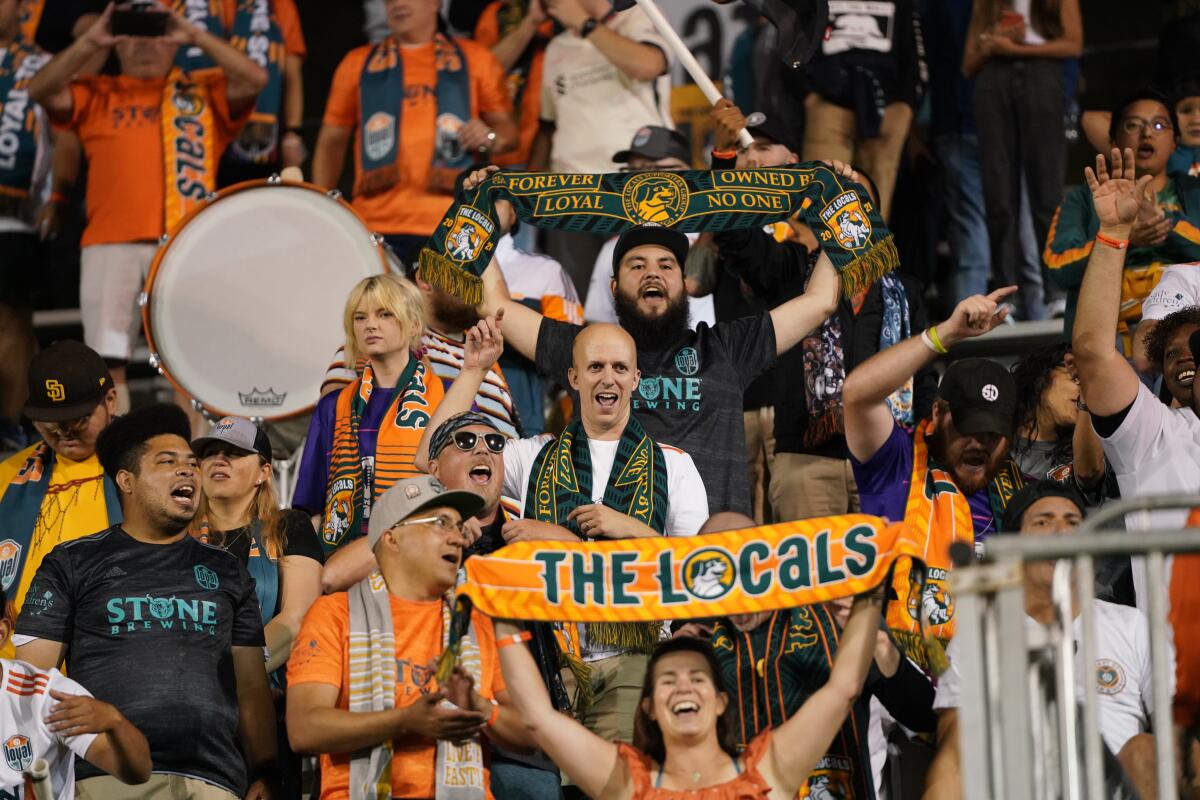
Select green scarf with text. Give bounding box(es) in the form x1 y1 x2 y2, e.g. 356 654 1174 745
419 163 897 304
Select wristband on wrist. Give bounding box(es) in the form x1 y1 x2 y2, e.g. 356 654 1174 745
48 191 68 205
923 326 949 354
1095 231 1129 250
711 147 737 160
486 700 500 727
496 631 532 649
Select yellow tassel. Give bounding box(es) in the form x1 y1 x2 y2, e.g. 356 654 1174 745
418 248 484 305
587 621 661 654
560 650 594 718
839 234 898 299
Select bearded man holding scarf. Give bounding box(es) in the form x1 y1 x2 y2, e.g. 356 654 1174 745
27 2 267 412
414 313 707 748
843 287 1026 672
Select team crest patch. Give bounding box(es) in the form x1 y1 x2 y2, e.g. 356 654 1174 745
172 85 204 116
0 539 22 592
1096 659 1126 695
674 347 699 376
4 734 33 772
638 377 661 401
324 480 355 546
621 172 689 225
681 548 736 600
446 207 495 263
194 565 220 591
907 568 953 626
819 191 872 250
364 111 396 161
806 757 853 800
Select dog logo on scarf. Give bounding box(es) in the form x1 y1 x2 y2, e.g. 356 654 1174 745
819 191 872 250
808 774 849 800
446 208 496 263
682 548 735 600
324 483 354 546
622 172 688 225
907 570 954 627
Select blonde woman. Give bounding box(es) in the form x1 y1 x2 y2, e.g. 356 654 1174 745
293 274 445 556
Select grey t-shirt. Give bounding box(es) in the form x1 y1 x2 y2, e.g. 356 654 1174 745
535 314 777 516
16 527 265 795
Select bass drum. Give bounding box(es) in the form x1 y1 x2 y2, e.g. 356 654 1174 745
142 179 387 422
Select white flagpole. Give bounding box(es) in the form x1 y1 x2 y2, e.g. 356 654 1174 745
630 0 756 149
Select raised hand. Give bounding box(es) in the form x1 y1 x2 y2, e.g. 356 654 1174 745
462 165 501 193
935 286 1018 346
710 98 748 153
1085 148 1154 232
463 309 504 371
80 3 119 50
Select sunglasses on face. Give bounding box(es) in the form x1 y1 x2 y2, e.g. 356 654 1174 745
451 430 505 454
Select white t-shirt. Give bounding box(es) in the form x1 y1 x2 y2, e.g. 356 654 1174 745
0 659 98 800
583 234 716 329
1139 263 1200 322
495 234 583 324
540 7 673 174
502 433 709 537
934 601 1152 755
1099 382 1200 607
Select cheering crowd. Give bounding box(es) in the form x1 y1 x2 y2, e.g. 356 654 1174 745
1 0 1198 798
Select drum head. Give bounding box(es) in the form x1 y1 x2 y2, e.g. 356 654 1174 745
145 182 385 420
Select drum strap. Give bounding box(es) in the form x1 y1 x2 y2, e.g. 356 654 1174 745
161 68 218 232
247 519 280 625
174 0 286 164
0 41 48 204
356 34 472 198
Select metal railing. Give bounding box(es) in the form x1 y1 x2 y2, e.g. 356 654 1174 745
950 494 1200 800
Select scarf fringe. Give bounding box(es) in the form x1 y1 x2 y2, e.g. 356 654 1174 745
840 234 898 299
801 407 844 448
587 621 661 654
559 649 594 718
435 596 475 684
357 165 401 198
419 247 484 306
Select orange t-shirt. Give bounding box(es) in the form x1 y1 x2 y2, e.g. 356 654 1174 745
322 38 512 236
288 592 506 800
60 71 248 246
473 3 551 167
216 0 307 57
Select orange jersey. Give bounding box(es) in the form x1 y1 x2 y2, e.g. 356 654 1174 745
59 70 248 246
474 2 551 167
288 592 506 799
322 39 511 236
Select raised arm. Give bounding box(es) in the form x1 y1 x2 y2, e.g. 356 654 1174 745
494 619 629 800
485 0 546 70
1071 148 1150 417
769 251 840 355
28 4 118 122
162 5 268 111
842 287 1016 461
414 312 505 471
760 590 886 794
543 0 666 82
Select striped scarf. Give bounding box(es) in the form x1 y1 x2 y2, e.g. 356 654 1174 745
525 415 667 654
889 421 1024 672
320 358 443 555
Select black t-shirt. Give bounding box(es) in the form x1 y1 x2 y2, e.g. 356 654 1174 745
536 315 777 516
16 526 265 795
211 509 327 567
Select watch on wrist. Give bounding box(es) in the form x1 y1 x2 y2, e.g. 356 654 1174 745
580 17 599 37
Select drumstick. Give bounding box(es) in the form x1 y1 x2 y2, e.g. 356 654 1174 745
280 166 305 183
26 759 53 800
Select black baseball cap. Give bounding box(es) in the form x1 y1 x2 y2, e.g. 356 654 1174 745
613 126 690 165
744 111 800 156
24 340 114 422
937 358 1017 439
1000 480 1087 533
612 225 690 274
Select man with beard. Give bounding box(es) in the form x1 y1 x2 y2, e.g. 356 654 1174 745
477 218 842 518
1139 306 1200 407
14 404 279 800
842 286 1023 669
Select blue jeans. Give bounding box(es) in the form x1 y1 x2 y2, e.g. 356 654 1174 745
490 758 563 800
936 132 990 303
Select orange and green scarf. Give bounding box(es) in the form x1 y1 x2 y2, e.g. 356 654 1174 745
437 514 937 681
161 68 217 233
320 358 444 555
889 420 1024 671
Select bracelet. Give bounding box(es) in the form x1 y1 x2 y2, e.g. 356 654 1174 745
711 147 737 160
1095 231 1129 250
486 700 500 727
48 191 68 205
922 326 948 355
496 631 532 649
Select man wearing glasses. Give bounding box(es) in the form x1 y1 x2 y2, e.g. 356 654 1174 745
1047 87 1200 352
0 341 119 658
287 474 532 800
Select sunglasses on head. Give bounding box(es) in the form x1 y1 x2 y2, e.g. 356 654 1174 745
451 430 505 454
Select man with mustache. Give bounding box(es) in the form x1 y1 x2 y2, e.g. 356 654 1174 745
843 286 1024 669
476 210 842 518
14 404 278 800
